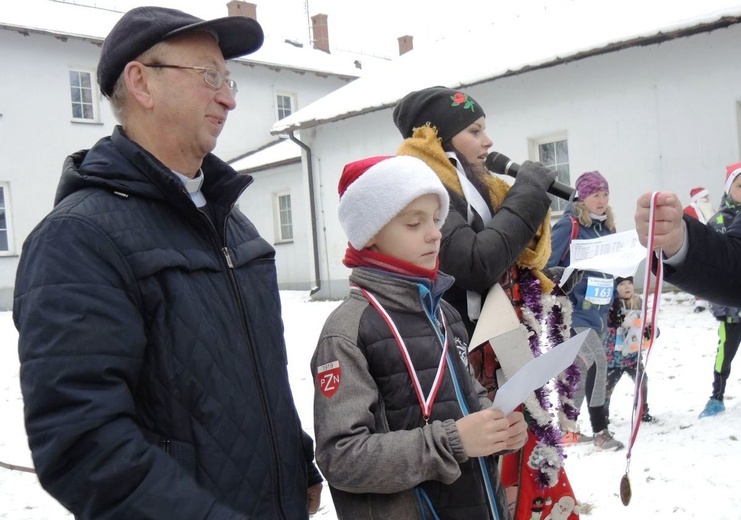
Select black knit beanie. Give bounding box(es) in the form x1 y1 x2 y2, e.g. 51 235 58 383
615 276 633 285
393 86 486 143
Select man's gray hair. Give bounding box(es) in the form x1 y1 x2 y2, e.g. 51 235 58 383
106 43 166 125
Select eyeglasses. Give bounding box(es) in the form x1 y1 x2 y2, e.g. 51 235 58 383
141 64 237 96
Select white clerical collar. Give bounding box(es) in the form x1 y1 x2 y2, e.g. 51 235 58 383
172 169 206 207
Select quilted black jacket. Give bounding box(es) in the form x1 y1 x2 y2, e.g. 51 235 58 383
663 214 741 307
13 127 320 519
438 182 552 338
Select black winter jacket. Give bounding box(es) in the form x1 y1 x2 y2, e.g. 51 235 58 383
14 127 320 519
706 199 741 322
663 214 741 307
438 182 552 338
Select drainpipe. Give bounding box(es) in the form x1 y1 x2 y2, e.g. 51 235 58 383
288 132 321 295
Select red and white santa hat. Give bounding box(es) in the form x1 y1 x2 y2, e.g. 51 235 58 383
338 155 449 250
725 162 741 194
689 186 709 202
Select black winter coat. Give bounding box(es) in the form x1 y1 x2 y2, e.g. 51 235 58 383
663 214 741 307
438 181 552 338
13 127 320 519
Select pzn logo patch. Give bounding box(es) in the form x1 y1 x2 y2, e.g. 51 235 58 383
317 360 341 398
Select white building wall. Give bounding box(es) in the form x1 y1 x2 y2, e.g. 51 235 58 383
303 24 741 299
238 161 313 290
213 64 353 161
0 27 354 308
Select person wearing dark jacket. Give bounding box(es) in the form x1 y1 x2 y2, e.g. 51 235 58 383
393 87 580 519
698 164 741 418
312 155 527 519
548 172 623 451
635 165 741 308
13 7 321 519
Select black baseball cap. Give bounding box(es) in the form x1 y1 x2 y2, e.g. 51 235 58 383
97 6 264 97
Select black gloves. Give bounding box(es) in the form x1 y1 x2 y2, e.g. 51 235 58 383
514 160 559 192
542 266 583 295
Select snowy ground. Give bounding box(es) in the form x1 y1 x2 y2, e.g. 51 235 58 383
1 290 739 519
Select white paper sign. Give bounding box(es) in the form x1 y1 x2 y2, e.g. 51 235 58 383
491 330 587 415
559 229 646 286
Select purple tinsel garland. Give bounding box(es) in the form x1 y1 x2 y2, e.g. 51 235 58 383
516 268 573 469
546 297 582 422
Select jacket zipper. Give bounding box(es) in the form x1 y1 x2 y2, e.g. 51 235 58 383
200 200 288 519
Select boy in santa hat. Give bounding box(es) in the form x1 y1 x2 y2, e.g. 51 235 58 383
311 155 528 519
699 162 741 418
683 187 716 313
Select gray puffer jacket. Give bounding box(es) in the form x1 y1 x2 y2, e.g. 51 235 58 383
311 268 510 520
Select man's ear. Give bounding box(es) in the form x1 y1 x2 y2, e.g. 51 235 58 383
123 62 155 109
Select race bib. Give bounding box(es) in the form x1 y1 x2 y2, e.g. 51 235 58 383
584 276 614 305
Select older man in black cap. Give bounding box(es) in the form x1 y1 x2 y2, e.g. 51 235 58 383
13 7 322 519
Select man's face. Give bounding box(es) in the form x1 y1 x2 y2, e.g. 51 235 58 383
146 31 236 166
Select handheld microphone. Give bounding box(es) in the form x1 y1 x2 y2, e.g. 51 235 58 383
486 152 576 202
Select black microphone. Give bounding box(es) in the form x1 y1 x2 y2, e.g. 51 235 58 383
485 152 576 202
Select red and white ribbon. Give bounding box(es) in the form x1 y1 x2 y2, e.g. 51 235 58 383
355 286 449 422
626 193 664 467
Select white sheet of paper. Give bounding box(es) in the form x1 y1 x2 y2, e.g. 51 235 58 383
559 229 646 286
491 329 588 415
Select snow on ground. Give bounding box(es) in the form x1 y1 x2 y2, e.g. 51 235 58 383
1 291 739 519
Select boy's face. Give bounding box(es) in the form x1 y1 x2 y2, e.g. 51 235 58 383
366 193 442 270
729 177 741 205
617 280 634 299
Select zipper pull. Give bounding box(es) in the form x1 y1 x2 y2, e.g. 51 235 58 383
222 247 234 268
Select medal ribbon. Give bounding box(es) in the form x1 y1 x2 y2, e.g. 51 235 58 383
621 192 664 505
355 286 449 422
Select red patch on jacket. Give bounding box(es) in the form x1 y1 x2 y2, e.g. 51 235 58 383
317 360 341 398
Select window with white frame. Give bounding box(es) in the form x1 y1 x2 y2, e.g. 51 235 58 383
69 69 98 122
275 192 293 243
536 138 570 212
0 183 14 254
276 92 296 121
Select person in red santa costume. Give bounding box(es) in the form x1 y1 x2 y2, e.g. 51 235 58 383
683 185 718 312
683 186 716 224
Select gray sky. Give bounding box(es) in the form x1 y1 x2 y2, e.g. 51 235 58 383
70 0 543 58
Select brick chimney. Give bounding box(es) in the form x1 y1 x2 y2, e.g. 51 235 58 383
227 1 257 20
398 35 413 56
311 14 330 53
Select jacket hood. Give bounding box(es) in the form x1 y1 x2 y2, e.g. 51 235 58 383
55 126 250 210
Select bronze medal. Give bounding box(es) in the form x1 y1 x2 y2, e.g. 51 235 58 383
619 472 632 506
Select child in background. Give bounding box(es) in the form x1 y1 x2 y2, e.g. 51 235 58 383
603 276 654 424
548 171 624 451
311 155 528 519
698 162 741 418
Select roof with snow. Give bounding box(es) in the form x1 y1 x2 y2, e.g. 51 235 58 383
271 0 741 135
229 138 300 173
